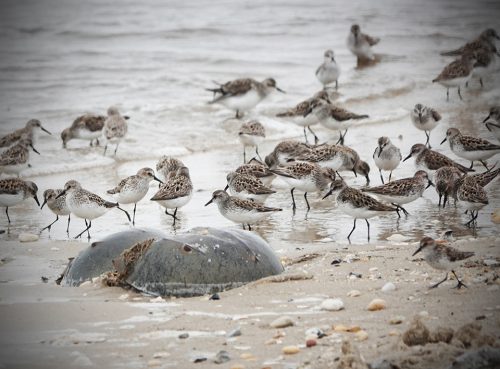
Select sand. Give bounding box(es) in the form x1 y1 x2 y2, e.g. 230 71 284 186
1 234 499 369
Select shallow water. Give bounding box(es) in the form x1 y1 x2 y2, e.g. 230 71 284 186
0 0 499 249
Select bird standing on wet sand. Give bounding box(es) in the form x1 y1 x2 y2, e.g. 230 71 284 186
264 140 314 169
107 168 163 225
103 106 128 156
452 175 489 228
207 77 285 119
156 156 185 183
0 136 40 176
316 49 341 90
56 180 131 239
322 180 399 242
205 190 282 231
225 171 275 203
412 236 474 289
432 53 476 101
347 24 380 64
238 120 265 163
235 158 276 186
0 178 39 225
440 28 500 57
403 144 474 175
61 114 106 148
373 136 401 183
40 189 71 234
0 119 51 148
434 166 464 208
410 104 442 148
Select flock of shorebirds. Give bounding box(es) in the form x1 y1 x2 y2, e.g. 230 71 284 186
0 25 499 288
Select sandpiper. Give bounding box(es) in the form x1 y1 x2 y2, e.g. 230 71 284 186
305 99 369 145
107 167 163 225
412 236 474 289
483 106 500 142
56 180 131 239
468 44 498 88
207 78 285 118
338 145 371 184
40 189 71 234
0 178 39 224
276 91 331 144
156 156 185 182
403 144 473 174
441 28 500 57
470 167 500 188
264 140 314 169
0 119 51 148
322 180 398 241
293 144 349 177
373 136 401 183
441 127 500 170
453 175 489 227
103 106 128 156
316 49 340 90
362 170 433 216
61 114 105 148
150 166 192 225
432 53 476 101
271 162 335 211
205 190 282 230
0 136 40 176
434 166 464 207
346 24 380 64
235 158 276 186
410 104 442 148
238 120 265 162
225 171 275 202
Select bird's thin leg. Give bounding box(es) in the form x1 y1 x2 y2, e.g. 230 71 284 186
247 224 252 231
103 145 108 156
379 169 385 184
66 214 71 234
388 171 393 182
5 207 10 224
255 147 263 162
242 224 246 230
307 126 319 145
243 148 246 164
446 88 449 102
424 131 430 148
480 160 490 171
114 143 119 155
480 78 483 88
335 80 338 91
40 215 59 233
458 87 462 100
304 192 310 212
86 220 92 240
469 161 474 169
443 194 448 208
451 270 467 289
438 194 442 208
303 127 309 144
132 203 137 226
95 138 100 146
74 219 91 239
365 219 370 241
291 188 296 212
429 273 448 289
347 218 357 242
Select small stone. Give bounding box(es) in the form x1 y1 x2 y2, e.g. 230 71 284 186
418 311 429 318
386 234 410 242
388 330 400 336
18 233 39 242
41 276 49 283
320 298 344 311
491 209 500 224
214 350 230 364
349 272 362 279
118 294 129 300
355 330 369 341
367 298 386 311
178 333 189 339
347 290 361 297
240 353 255 361
306 339 317 347
381 282 396 293
193 357 207 363
227 327 242 337
369 267 378 272
153 352 170 359
389 316 404 325
210 293 220 300
148 359 162 367
347 325 361 333
270 316 294 328
334 324 349 332
282 346 300 355
230 365 245 369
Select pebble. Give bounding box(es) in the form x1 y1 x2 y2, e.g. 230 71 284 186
148 359 162 367
369 267 378 272
306 339 317 347
178 333 189 339
347 290 361 297
386 234 410 242
388 330 400 336
50 247 60 251
355 330 369 341
230 365 245 369
240 353 255 361
491 209 500 224
389 316 404 325
18 233 39 242
227 327 241 337
150 296 164 303
270 316 294 328
118 294 129 300
214 350 230 364
334 324 349 332
210 293 220 300
367 299 386 311
282 346 300 355
320 298 344 311
381 282 396 293
153 352 170 359
418 311 429 318
305 327 326 339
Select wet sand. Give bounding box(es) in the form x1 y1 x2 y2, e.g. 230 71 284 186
1 234 499 368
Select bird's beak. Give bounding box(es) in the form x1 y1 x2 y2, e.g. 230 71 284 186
418 113 422 120
412 246 423 257
55 190 66 199
440 137 447 145
483 114 491 123
426 180 435 189
224 184 229 191
365 175 370 185
322 189 333 200
34 195 40 207
204 197 214 206
153 176 163 184
30 144 41 155
403 153 412 162
40 198 47 209
377 146 383 158
41 126 52 135
276 87 286 93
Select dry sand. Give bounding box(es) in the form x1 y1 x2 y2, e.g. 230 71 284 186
0 234 499 369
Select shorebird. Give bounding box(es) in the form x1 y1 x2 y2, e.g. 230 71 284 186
207 78 285 118
440 28 500 57
40 189 71 234
271 162 335 212
483 106 500 142
316 49 340 90
373 136 401 183
337 145 371 185
0 136 40 176
434 166 464 207
432 53 476 101
468 44 499 88
453 175 489 227
264 140 314 169
150 166 193 225
470 167 500 188
107 168 163 225
275 91 331 144
322 180 398 241
61 114 105 148
0 119 51 148
156 156 185 182
56 180 131 239
412 236 474 289
403 144 473 174
235 158 276 186
205 190 282 230
103 106 128 156
410 104 442 148
0 178 39 224
441 127 500 170
225 171 275 202
362 170 433 216
346 24 380 64
238 120 265 162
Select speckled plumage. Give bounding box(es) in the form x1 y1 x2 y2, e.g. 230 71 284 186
410 104 442 148
156 156 185 182
235 159 275 186
432 54 476 100
0 137 38 175
434 166 464 208
440 28 500 57
103 106 128 156
40 189 71 233
0 178 39 224
226 171 275 202
403 144 473 174
0 119 50 148
264 140 315 169
61 114 105 148
453 175 488 227
238 120 265 162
